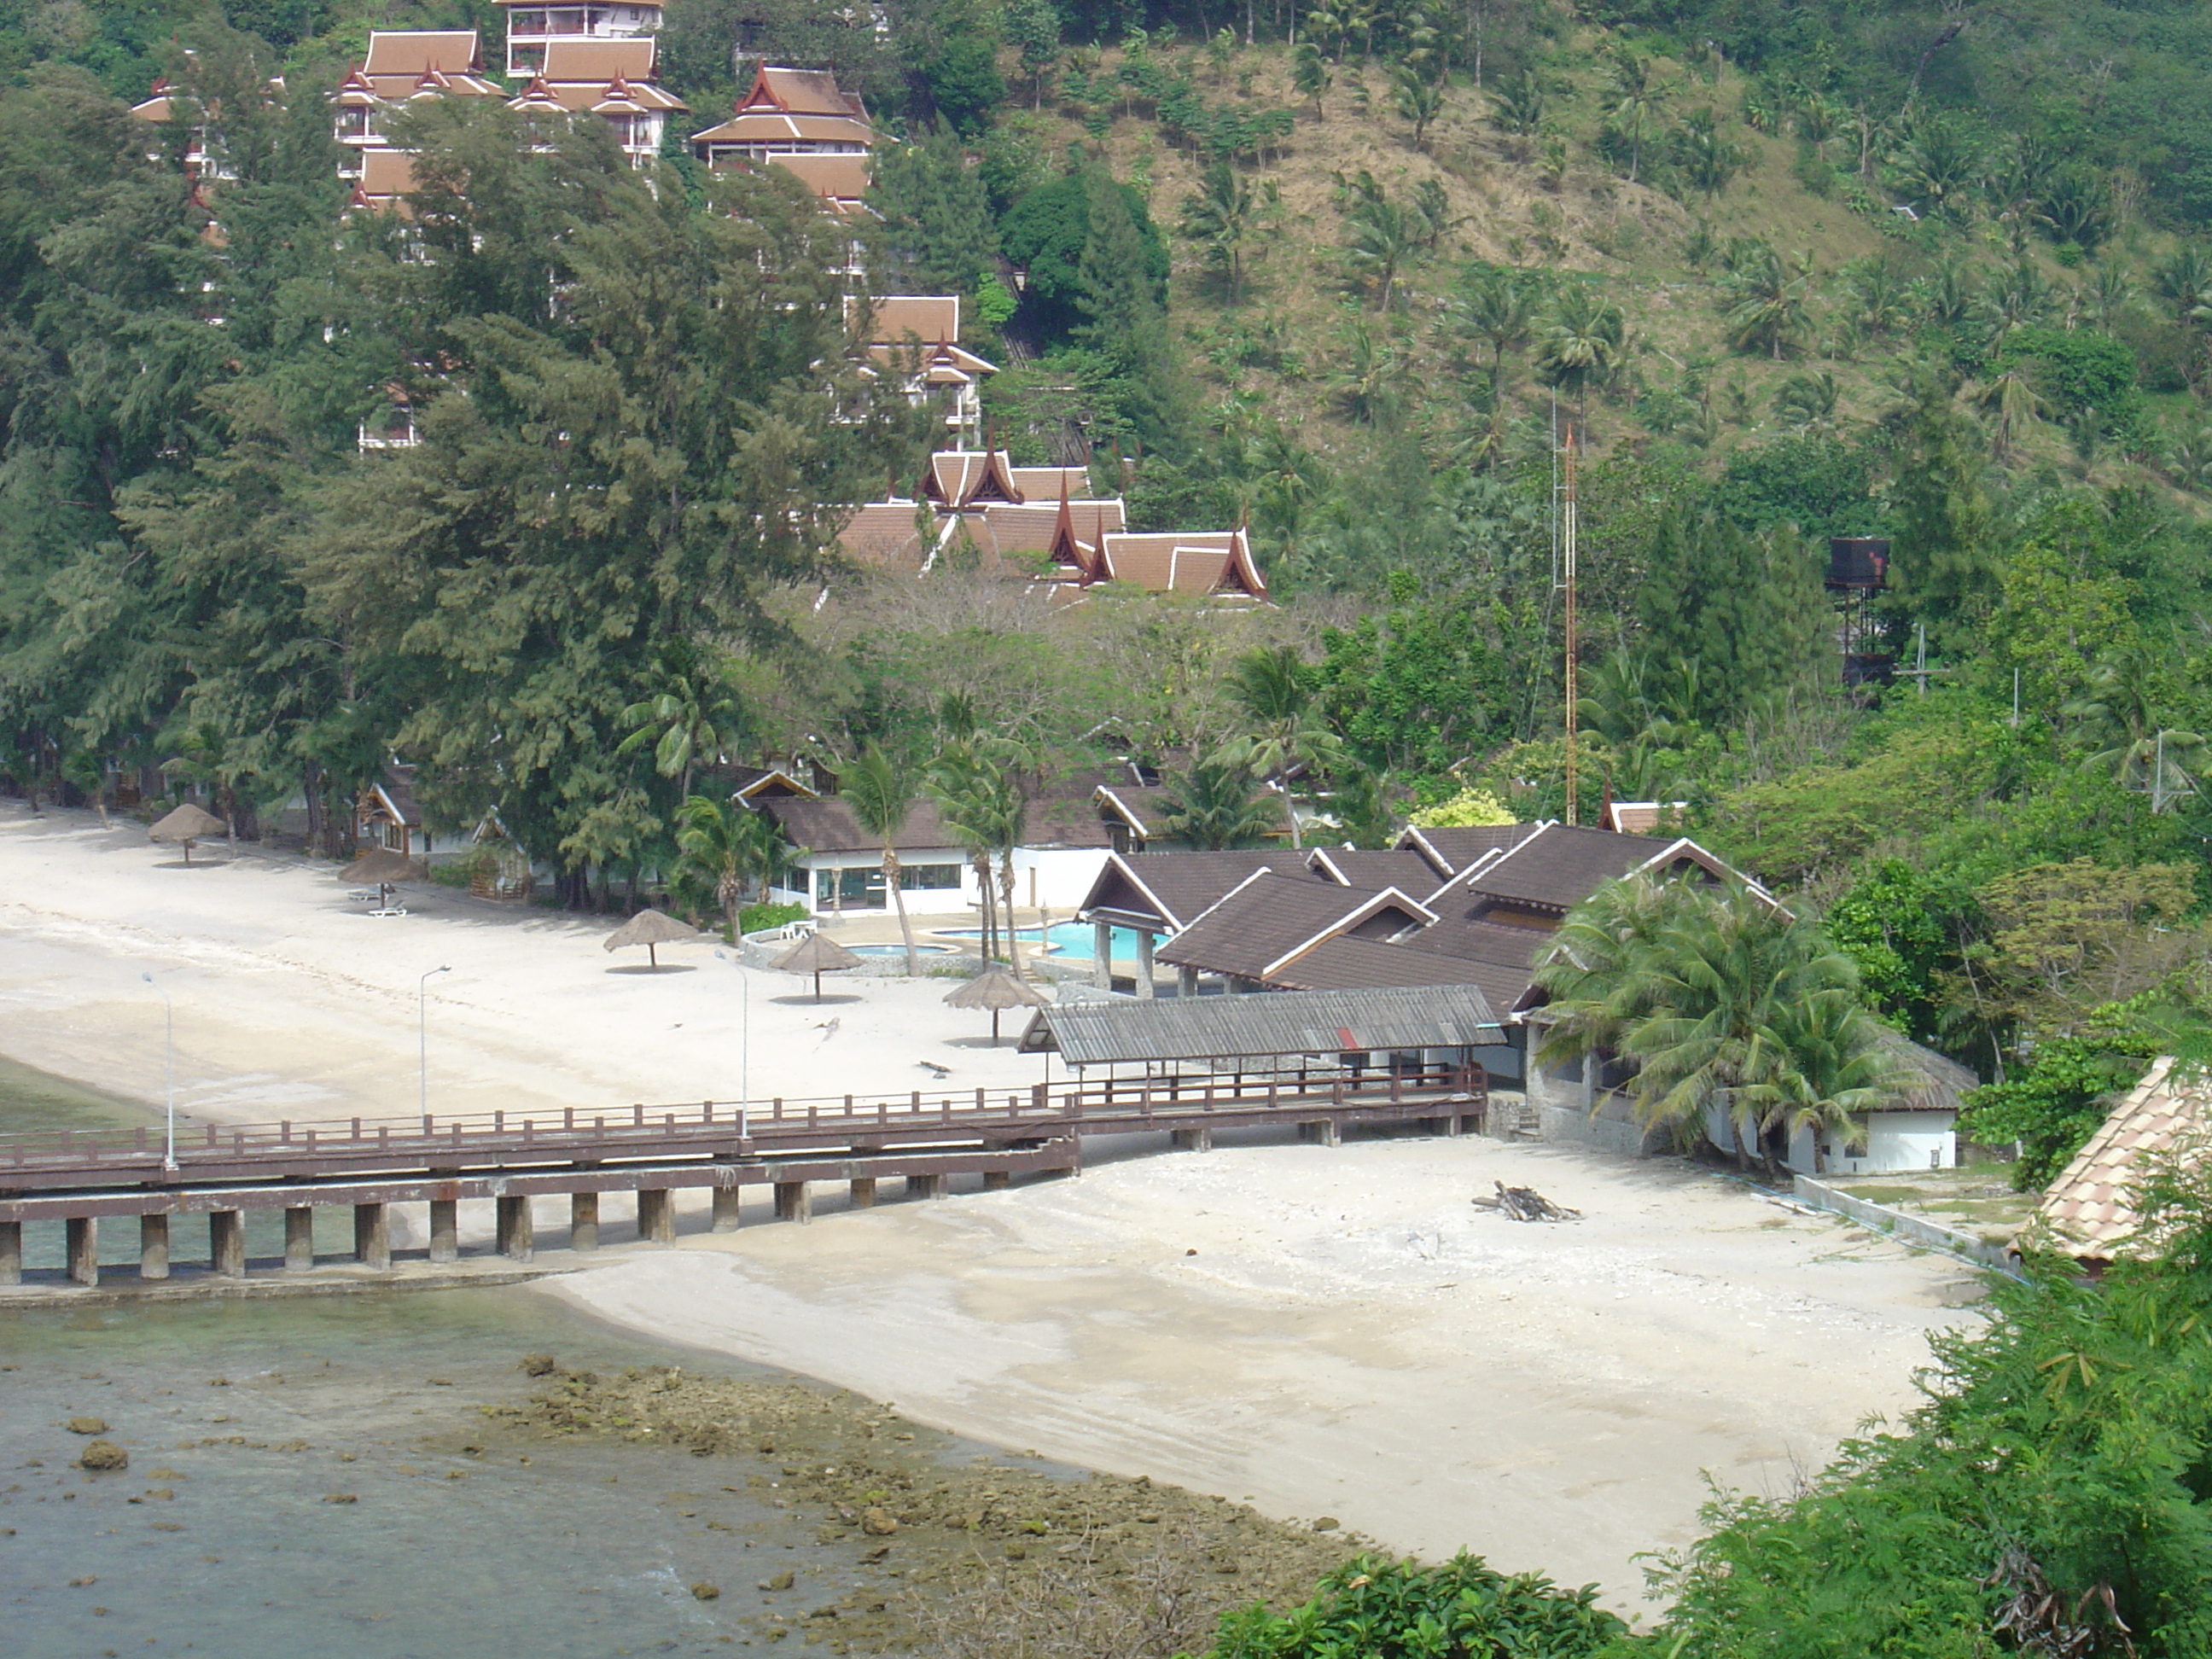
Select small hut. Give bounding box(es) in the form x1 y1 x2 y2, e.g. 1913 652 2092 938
771 931 863 1001
149 802 229 865
944 967 1048 1044
604 908 700 969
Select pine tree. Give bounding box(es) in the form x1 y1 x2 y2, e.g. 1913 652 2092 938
867 121 998 298
1072 169 1188 451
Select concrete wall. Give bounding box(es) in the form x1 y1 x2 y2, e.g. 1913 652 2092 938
1783 1110 1959 1176
1791 1173 2015 1273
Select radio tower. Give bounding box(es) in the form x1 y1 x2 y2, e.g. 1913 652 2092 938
1562 423 1579 828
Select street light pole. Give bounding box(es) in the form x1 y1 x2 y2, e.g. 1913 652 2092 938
419 965 452 1115
713 949 751 1139
142 971 175 1172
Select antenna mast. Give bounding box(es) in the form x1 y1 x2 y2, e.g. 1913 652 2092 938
1563 423 1580 828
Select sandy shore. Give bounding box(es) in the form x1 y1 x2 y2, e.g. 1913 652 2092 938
543 1135 1978 1610
1 804 1980 1610
0 804 1052 1126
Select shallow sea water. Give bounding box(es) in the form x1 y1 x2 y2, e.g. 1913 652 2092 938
0 1289 903 1659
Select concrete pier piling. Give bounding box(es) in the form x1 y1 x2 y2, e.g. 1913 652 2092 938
428 1199 459 1264
139 1214 171 1280
982 1170 1011 1190
773 1180 811 1224
0 1220 20 1285
905 1173 946 1201
284 1207 315 1271
1298 1119 1341 1147
211 1210 247 1278
495 1195 533 1260
351 1204 389 1272
66 1217 96 1286
847 1177 877 1209
1169 1127 1213 1153
710 1186 742 1232
637 1188 674 1244
569 1192 599 1252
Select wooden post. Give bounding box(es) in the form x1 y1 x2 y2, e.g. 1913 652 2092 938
496 1194 535 1260
849 1177 877 1208
570 1192 600 1251
140 1214 171 1280
66 1216 97 1286
0 1220 20 1285
428 1198 460 1263
637 1188 674 1244
285 1206 316 1271
773 1180 811 1224
711 1185 743 1232
349 1204 387 1272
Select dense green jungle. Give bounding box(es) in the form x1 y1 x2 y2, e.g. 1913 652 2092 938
8 0 2212 1650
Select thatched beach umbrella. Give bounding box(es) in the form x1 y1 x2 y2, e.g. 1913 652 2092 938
604 907 701 969
340 847 424 911
771 930 863 1002
943 966 1049 1045
148 802 229 865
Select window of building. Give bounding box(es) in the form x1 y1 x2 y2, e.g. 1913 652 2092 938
901 864 962 889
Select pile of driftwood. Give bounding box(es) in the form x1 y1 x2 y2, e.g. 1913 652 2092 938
1472 1180 1582 1223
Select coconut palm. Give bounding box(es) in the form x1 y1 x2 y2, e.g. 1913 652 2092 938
1601 48 1662 183
1487 71 1545 157
1732 989 1918 1171
617 640 745 803
1394 63 1446 151
1724 245 1813 360
1455 265 1536 403
843 743 921 975
1971 364 2048 462
1535 284 1625 423
673 795 788 939
1182 160 1273 305
928 741 1032 975
1889 120 1982 223
1162 754 1282 850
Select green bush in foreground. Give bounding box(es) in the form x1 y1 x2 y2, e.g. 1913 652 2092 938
737 900 807 936
1202 1552 1629 1657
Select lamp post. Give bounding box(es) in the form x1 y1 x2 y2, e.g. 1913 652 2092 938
141 971 175 1172
713 948 751 1138
419 965 451 1115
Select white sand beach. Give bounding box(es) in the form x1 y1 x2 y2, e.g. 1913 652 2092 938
0 802 1979 1608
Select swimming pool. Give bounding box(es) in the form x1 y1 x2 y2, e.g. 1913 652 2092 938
940 923 1142 960
845 942 956 958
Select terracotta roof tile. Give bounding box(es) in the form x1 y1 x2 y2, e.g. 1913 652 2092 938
2030 1057 2212 1261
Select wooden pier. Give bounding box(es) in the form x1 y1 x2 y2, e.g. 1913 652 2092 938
0 1063 1485 1286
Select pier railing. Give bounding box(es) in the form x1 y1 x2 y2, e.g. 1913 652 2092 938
0 1062 1482 1189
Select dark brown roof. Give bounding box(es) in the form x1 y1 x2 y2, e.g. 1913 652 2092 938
1093 785 1173 838
1155 876 1435 981
1394 915 1548 1011
1079 851 1318 930
1399 824 1540 877
1022 789 1115 850
1268 937 1528 1007
1439 823 1691 915
760 796 958 855
1307 848 1447 896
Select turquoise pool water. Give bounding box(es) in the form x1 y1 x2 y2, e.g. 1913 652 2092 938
846 942 954 958
940 923 1141 960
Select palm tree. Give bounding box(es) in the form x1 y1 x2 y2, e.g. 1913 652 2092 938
673 795 787 939
1456 266 1535 404
1889 120 1982 224
1394 63 1446 152
1536 284 1625 422
843 743 921 975
1723 245 1813 360
1732 990 1917 1173
1771 370 1838 434
1162 754 1281 850
1535 876 1895 1167
1971 364 2048 462
617 640 745 804
928 742 1032 975
1289 39 1330 115
1181 160 1272 305
1602 49 1662 183
1343 179 1419 311
1487 72 1545 158
1220 645 1348 849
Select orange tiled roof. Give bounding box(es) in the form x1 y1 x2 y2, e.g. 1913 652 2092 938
2030 1057 2212 1262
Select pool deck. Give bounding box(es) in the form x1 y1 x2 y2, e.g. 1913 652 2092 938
802 908 1123 961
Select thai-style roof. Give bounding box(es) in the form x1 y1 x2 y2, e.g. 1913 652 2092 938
1397 823 1540 878
860 294 960 343
348 148 421 212
1091 528 1268 602
1599 800 1687 835
755 150 873 208
540 37 659 84
759 795 958 856
1266 935 1533 1006
1155 874 1437 981
1306 847 1447 896
352 31 502 99
743 64 870 119
1079 850 1321 931
2029 1057 2211 1264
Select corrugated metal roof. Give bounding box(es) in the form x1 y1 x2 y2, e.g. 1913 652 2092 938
1022 985 1502 1064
